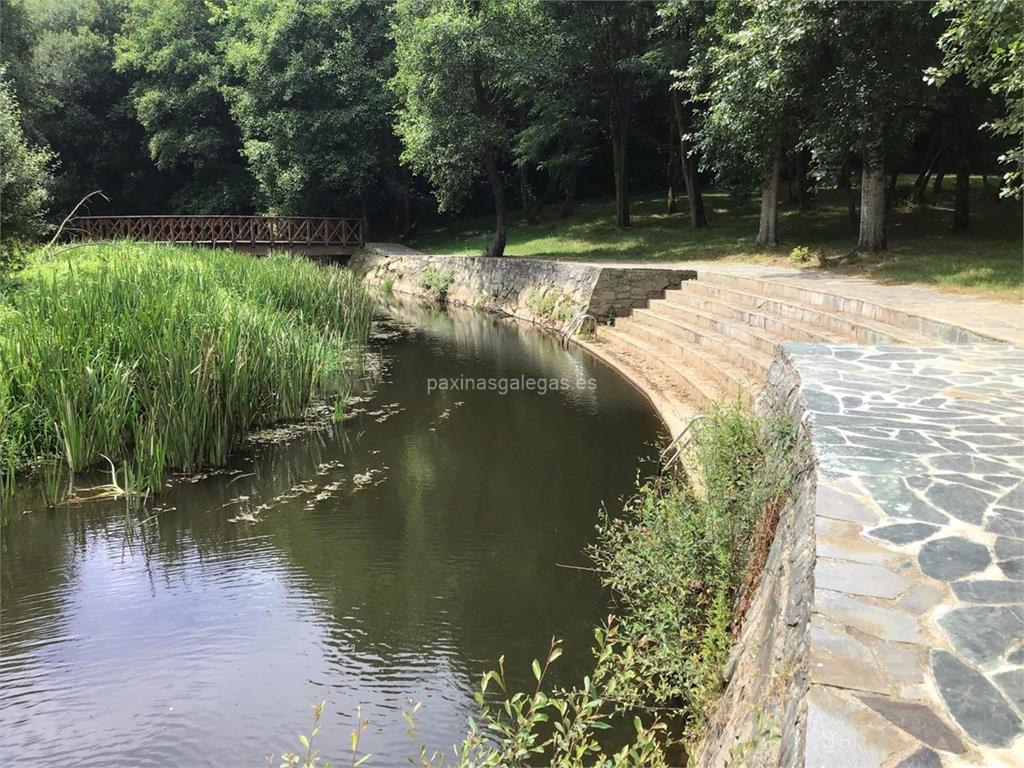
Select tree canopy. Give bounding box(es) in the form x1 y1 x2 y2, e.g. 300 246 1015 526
2 0 1020 255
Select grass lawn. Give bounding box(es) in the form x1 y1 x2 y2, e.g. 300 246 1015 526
407 181 1023 300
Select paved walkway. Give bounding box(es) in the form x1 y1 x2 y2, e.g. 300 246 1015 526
576 260 1023 345
787 344 1024 766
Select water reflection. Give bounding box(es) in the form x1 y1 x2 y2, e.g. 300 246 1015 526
0 301 663 766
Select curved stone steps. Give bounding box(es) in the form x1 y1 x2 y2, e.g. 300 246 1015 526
662 289 849 346
598 325 727 409
613 318 757 406
587 329 699 430
651 299 795 358
681 278 937 346
630 307 774 378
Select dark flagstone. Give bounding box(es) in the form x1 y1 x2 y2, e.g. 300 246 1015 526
931 650 1023 748
858 695 965 754
918 537 990 581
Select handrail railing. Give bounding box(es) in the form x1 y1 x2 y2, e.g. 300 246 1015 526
561 311 597 346
75 215 366 249
658 415 707 475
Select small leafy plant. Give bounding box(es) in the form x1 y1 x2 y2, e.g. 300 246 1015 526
525 287 578 325
416 265 456 302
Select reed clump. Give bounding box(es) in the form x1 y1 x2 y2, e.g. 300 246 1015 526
0 242 372 498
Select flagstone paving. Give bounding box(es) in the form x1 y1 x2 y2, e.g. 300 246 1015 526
786 343 1024 765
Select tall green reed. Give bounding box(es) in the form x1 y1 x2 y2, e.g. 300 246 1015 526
0 243 372 500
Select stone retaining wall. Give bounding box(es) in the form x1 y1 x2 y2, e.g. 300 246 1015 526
350 244 692 329
694 350 816 767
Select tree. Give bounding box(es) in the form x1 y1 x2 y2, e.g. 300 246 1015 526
805 1 939 252
658 1 709 229
0 74 55 252
392 0 532 258
0 0 36 113
115 0 254 212
563 3 658 229
929 0 1023 198
218 0 398 216
20 0 163 215
695 0 820 246
506 5 599 220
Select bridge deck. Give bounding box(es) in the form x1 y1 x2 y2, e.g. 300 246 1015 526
75 215 365 256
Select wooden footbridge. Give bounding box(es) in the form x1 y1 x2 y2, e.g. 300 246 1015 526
75 215 365 257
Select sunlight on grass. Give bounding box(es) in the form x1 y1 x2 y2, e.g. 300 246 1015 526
408 185 1022 300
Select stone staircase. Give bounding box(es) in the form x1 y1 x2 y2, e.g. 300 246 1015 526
584 271 943 428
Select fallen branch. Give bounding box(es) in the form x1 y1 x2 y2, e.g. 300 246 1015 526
46 189 109 248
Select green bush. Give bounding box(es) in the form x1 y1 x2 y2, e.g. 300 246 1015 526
0 75 55 262
787 245 815 263
416 265 456 301
525 287 578 325
591 404 797 742
0 243 371 498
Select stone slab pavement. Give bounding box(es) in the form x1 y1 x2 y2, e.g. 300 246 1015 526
786 343 1024 766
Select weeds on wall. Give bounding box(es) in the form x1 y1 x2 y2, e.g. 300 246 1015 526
592 403 798 745
525 287 579 326
416 265 455 302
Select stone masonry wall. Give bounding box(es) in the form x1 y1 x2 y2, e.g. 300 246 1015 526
350 244 692 330
694 349 817 767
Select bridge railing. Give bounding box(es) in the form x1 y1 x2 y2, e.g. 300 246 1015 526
75 215 365 250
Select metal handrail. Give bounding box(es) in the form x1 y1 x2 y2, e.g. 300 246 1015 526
561 311 597 346
658 414 707 475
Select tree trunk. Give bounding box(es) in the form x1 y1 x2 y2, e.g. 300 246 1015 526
914 137 943 203
610 108 630 228
933 165 945 193
887 167 899 207
856 127 887 252
837 158 852 191
672 92 707 228
666 112 678 214
756 151 782 247
560 172 577 218
953 159 970 230
952 91 974 230
484 153 507 257
519 166 539 225
796 148 812 209
471 66 507 257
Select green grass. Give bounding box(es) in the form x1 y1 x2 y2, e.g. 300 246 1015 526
0 242 371 500
408 180 1022 300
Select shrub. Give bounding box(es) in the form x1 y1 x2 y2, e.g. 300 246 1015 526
591 404 797 741
0 75 55 262
416 264 456 301
525 287 578 325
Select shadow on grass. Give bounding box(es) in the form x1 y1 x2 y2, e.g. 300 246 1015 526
407 185 1022 299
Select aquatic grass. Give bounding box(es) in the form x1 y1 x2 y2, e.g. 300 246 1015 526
0 242 372 499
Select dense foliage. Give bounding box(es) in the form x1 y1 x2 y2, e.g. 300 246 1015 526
0 244 371 499
592 404 797 740
1 0 1019 255
0 76 54 257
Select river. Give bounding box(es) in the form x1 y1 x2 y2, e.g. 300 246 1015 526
0 301 663 766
